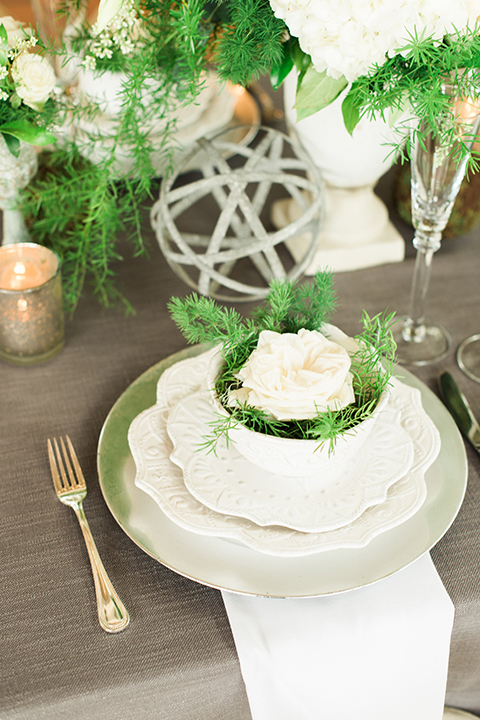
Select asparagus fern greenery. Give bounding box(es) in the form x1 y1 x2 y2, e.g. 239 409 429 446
20 147 147 313
168 272 396 450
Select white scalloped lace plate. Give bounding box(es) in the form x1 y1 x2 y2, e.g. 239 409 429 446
128 351 440 556
168 391 416 532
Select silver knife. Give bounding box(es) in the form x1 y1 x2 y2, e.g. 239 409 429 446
439 371 480 453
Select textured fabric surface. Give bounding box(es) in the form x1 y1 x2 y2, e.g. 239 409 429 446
1 165 480 719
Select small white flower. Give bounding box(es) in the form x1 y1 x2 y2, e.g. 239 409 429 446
0 89 8 101
229 326 356 421
12 52 56 111
82 55 97 70
86 0 139 60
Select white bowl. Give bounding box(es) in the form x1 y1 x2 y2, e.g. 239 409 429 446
207 348 388 477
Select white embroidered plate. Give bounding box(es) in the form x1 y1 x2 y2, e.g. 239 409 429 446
167 391 415 532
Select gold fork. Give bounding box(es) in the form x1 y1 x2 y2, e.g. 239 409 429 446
48 435 130 633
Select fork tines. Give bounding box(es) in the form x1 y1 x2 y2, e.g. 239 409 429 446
48 436 86 494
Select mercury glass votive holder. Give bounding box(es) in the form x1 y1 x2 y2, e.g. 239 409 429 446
0 243 64 365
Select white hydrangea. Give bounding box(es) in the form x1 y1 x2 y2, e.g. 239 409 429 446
269 0 480 82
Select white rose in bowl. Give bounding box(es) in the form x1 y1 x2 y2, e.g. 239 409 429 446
13 53 56 111
0 16 29 47
229 326 357 421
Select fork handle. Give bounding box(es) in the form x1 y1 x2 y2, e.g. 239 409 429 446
73 502 130 633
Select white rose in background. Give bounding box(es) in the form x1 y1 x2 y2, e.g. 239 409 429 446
0 16 29 48
229 327 356 421
12 53 56 111
269 0 480 82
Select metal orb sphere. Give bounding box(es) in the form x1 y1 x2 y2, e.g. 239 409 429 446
150 125 324 302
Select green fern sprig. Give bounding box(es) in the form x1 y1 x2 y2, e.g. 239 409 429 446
20 147 145 314
342 26 480 172
350 310 397 395
250 270 338 333
169 270 337 346
168 294 250 344
214 0 286 86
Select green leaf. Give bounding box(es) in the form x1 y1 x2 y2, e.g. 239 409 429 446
0 121 57 146
9 93 21 110
294 65 347 122
289 39 311 83
341 91 361 135
1 132 20 157
0 24 8 54
270 53 293 91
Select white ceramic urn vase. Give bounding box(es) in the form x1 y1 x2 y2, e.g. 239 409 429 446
0 136 38 245
273 73 405 273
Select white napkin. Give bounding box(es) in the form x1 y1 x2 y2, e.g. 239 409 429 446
222 553 454 720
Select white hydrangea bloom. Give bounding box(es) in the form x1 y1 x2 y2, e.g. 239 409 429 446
269 0 480 82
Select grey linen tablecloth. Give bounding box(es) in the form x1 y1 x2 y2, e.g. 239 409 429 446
2 169 480 719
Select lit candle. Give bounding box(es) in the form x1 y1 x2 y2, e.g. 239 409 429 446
0 243 64 365
0 258 53 290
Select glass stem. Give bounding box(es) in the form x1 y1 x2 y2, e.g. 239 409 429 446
402 229 442 343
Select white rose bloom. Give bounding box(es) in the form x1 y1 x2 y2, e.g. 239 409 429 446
0 16 29 47
269 0 480 82
12 53 56 111
229 327 356 421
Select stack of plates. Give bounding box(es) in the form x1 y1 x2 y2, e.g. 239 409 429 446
127 348 441 557
98 346 467 596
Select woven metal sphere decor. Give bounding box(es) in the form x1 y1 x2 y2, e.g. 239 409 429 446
150 125 324 301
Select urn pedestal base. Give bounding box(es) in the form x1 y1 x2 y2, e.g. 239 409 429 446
272 183 405 274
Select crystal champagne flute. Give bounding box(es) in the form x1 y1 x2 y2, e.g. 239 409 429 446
393 88 480 366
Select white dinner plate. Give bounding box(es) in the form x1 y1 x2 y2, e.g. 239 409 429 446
443 709 480 719
97 346 468 597
129 402 427 557
167 387 417 532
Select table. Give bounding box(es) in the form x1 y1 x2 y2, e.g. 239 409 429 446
2 166 480 720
